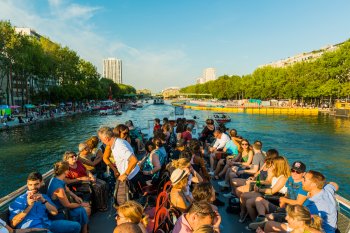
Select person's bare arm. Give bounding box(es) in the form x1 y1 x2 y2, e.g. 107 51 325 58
56 188 81 209
103 145 119 177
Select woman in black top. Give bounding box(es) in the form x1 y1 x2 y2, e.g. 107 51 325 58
199 119 215 145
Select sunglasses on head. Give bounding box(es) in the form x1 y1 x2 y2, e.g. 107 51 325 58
291 169 302 174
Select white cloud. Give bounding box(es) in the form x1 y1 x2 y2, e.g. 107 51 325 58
0 0 192 91
63 4 101 20
48 0 62 7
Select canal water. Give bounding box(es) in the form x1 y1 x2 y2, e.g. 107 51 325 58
1 103 350 199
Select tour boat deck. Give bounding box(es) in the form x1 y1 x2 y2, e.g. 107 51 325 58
1 171 350 233
88 180 250 233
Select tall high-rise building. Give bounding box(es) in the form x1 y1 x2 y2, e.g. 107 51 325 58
103 58 122 84
203 68 216 82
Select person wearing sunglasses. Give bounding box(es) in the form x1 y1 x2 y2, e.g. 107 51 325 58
264 170 338 233
248 161 308 230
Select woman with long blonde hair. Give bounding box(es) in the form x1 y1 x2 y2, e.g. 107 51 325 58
115 201 148 233
285 205 322 233
245 156 291 230
262 205 323 233
170 168 192 213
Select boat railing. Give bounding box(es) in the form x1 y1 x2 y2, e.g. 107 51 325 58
0 169 54 211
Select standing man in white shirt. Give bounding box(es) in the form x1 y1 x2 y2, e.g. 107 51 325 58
98 126 143 201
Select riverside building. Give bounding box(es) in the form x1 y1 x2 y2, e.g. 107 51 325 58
195 68 217 84
259 43 341 68
103 58 122 84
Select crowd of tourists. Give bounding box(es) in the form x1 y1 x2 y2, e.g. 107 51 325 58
1 117 339 233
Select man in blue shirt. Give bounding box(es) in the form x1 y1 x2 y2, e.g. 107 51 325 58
264 170 338 233
302 170 338 233
9 172 81 233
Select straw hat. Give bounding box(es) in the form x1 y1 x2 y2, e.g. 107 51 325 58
170 168 189 185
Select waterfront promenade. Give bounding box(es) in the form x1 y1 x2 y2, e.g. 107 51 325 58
0 108 91 131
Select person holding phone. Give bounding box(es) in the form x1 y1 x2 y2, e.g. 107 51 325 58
9 171 81 233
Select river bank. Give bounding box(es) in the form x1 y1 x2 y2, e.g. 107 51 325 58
0 109 92 131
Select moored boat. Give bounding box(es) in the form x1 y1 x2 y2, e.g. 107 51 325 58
213 112 231 123
153 98 164 105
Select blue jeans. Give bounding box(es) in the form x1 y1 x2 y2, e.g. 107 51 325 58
49 220 81 233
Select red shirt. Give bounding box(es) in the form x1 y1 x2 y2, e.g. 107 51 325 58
153 124 161 132
66 161 88 179
181 131 192 143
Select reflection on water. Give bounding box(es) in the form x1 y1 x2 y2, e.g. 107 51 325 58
0 104 350 199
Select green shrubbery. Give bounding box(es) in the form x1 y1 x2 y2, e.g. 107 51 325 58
182 41 350 103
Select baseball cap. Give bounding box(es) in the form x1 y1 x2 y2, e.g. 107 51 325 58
291 161 306 173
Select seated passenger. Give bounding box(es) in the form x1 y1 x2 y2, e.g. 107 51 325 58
240 156 289 225
223 148 278 198
199 119 216 146
85 136 105 179
213 129 241 180
248 160 307 230
169 139 186 161
265 170 338 233
236 140 265 179
162 123 171 142
286 204 322 233
9 172 80 233
192 183 217 211
175 118 186 141
263 204 323 233
172 158 203 202
139 139 164 185
78 142 96 173
170 168 191 213
189 139 210 181
153 118 161 134
181 125 193 144
63 151 95 205
173 201 221 233
47 161 89 233
126 120 145 154
115 201 148 233
208 129 230 175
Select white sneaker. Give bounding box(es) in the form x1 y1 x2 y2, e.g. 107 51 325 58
218 181 229 188
248 216 268 230
208 171 215 176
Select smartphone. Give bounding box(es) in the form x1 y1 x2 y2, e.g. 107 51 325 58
27 190 34 199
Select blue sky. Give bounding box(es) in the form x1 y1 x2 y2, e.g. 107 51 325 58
1 0 350 92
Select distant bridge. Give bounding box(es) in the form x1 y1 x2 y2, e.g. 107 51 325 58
178 93 212 97
161 93 212 98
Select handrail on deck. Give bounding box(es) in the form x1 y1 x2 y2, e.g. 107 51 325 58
336 194 350 209
0 169 54 207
